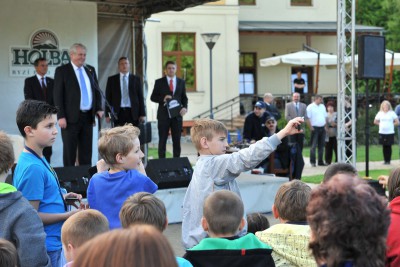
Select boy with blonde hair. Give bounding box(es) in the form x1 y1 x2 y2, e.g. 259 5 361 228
256 180 316 267
119 192 193 267
87 124 157 229
0 239 19 267
182 117 303 249
61 209 109 267
184 190 275 267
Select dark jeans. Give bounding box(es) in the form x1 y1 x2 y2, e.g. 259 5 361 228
383 145 392 163
157 117 182 158
289 133 304 152
325 136 337 164
310 126 325 164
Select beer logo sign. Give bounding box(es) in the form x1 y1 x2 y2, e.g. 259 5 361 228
10 29 69 77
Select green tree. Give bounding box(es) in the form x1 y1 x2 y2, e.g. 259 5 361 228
356 0 400 94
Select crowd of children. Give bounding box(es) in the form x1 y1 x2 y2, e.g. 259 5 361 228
1 99 399 267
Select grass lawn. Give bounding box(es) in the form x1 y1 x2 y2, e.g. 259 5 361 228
302 169 392 184
147 147 172 159
302 145 399 162
148 145 397 184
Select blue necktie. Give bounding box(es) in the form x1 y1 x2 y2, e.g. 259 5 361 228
78 68 89 107
122 75 129 106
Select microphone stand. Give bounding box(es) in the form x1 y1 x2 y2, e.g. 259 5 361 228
84 65 118 128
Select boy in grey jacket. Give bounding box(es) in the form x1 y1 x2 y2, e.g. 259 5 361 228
182 117 304 249
0 131 51 267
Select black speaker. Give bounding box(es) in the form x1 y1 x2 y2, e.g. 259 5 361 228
54 165 91 198
358 35 385 79
139 122 152 144
145 157 193 189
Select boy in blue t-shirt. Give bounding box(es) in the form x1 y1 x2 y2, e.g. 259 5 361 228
87 125 157 229
13 100 83 267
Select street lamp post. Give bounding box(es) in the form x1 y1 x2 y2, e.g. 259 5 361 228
201 33 220 119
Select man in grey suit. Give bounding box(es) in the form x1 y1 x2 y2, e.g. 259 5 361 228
105 57 146 127
285 92 307 151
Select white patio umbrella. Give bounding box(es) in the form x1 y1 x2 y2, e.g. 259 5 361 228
260 50 339 93
260 51 338 67
354 51 400 69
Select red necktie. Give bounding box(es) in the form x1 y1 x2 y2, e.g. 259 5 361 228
169 79 173 93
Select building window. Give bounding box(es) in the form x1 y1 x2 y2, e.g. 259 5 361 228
239 0 256 5
239 53 256 95
291 0 312 6
162 33 196 92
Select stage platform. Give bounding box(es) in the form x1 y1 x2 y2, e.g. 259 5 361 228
155 173 289 223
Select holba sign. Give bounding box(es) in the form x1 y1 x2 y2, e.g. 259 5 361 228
10 29 70 77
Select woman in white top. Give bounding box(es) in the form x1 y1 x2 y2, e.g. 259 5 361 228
374 100 399 165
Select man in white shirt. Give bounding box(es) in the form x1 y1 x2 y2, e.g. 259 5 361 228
306 95 328 167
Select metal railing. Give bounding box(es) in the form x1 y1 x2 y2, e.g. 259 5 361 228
192 96 242 126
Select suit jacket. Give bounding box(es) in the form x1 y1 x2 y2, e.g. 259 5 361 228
105 73 146 120
285 101 307 121
53 63 102 124
150 76 188 120
265 103 281 120
24 75 54 106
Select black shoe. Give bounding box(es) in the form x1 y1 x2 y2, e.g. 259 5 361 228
311 163 316 167
384 161 390 165
318 163 328 166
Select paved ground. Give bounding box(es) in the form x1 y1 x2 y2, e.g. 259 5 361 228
162 141 399 256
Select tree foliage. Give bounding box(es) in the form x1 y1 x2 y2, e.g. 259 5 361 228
356 0 400 93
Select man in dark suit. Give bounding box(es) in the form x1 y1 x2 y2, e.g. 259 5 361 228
53 43 103 166
24 57 54 162
263 93 281 120
150 61 188 158
285 92 307 152
105 57 146 127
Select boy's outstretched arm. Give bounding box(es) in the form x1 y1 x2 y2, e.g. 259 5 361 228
29 200 82 225
276 117 304 140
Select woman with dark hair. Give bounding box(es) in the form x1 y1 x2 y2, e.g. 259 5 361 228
379 167 400 267
307 174 390 267
73 225 178 267
324 103 337 164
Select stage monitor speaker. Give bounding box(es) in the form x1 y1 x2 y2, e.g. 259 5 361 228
139 122 152 144
54 165 91 198
358 35 385 79
145 157 193 189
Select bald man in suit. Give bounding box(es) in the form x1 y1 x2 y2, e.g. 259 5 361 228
24 57 54 162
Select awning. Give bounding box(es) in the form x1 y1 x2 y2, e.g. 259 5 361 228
72 0 219 19
239 21 384 35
